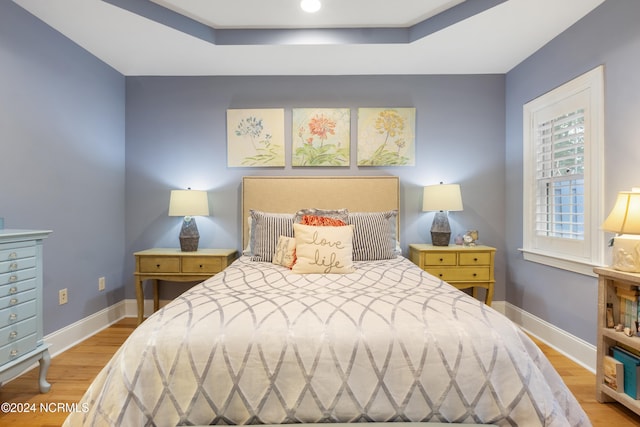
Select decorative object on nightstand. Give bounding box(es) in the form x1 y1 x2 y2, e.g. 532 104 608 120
409 243 495 305
602 188 640 272
168 188 210 252
0 229 52 393
422 182 463 246
133 248 237 324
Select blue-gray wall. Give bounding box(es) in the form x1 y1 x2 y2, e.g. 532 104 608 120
124 75 506 300
505 0 640 343
0 2 126 334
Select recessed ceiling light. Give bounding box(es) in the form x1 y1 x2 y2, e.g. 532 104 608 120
300 0 321 13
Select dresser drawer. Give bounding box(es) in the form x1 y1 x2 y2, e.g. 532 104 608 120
427 267 490 282
139 257 180 273
459 252 491 266
0 333 38 366
0 278 36 298
0 288 37 311
423 252 457 266
0 299 36 325
0 256 36 274
0 243 36 262
0 317 37 345
182 256 222 274
0 268 37 286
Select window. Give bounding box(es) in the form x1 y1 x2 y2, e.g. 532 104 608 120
522 66 604 276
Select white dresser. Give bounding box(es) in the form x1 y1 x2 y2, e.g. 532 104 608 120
0 229 52 393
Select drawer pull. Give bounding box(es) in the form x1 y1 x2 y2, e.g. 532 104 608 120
9 275 18 282
199 264 204 268
156 264 161 269
9 331 18 339
439 258 444 262
10 298 18 305
9 286 18 294
10 349 18 358
9 313 17 321
8 252 17 260
473 273 477 277
9 262 18 271
473 257 478 262
438 273 443 277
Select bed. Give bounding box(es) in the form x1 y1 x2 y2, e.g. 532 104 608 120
64 176 590 427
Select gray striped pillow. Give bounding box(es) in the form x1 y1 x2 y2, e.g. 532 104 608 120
249 210 294 262
348 211 398 261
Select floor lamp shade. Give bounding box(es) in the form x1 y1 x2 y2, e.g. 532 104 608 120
423 183 463 246
602 189 640 272
169 189 210 252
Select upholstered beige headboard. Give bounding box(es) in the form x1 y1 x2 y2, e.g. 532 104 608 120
242 176 400 248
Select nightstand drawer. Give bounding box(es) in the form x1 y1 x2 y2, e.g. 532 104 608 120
459 252 491 265
424 252 457 266
182 257 222 273
0 333 38 366
427 267 490 281
0 317 37 345
139 257 180 273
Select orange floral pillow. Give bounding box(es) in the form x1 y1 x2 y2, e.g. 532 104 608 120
300 215 347 227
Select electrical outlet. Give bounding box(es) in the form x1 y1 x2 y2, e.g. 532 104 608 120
59 288 68 305
98 276 106 291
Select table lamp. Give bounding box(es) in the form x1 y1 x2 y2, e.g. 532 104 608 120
422 182 463 246
602 188 640 272
168 189 210 252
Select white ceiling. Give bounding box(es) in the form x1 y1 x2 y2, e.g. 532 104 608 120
13 0 606 76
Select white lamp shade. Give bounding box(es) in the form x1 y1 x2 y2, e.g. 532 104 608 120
422 184 463 212
602 190 640 234
168 190 210 217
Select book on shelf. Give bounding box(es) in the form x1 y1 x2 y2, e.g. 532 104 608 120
612 346 640 399
603 355 624 392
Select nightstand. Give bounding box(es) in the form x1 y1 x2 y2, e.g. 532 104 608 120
409 243 496 306
134 248 237 324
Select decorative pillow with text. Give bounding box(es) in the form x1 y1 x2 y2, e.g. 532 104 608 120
291 223 355 274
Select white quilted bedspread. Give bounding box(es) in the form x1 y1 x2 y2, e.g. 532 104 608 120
64 256 590 426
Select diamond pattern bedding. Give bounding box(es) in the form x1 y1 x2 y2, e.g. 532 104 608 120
64 256 590 426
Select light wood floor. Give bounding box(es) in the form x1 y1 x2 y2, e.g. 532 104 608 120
1 317 639 426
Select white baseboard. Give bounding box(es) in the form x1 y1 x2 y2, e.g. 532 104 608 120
44 300 128 358
493 300 596 373
42 299 596 376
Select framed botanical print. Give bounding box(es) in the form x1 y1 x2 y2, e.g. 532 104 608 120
357 107 416 166
292 108 350 167
227 108 285 167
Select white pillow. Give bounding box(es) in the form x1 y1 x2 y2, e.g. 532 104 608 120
292 223 355 274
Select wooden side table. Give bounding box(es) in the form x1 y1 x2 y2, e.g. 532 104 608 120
134 248 237 324
409 243 496 306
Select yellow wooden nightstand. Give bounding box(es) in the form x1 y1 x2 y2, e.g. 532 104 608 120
409 243 496 306
134 248 237 324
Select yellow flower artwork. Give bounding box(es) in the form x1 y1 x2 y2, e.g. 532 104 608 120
357 107 416 166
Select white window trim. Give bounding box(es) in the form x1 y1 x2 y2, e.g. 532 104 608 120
521 66 605 277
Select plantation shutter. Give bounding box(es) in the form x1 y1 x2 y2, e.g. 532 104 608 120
535 108 585 240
